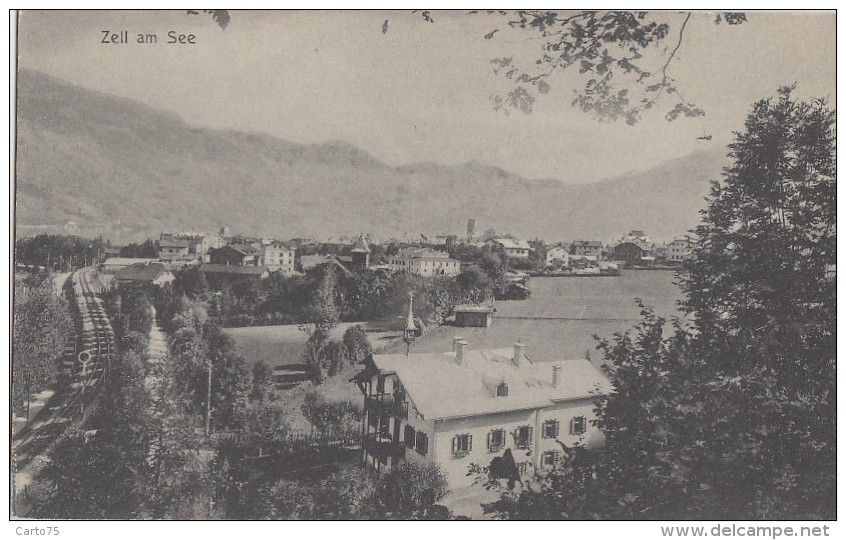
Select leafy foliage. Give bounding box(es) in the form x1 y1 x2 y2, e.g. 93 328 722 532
12 275 71 419
342 324 373 364
119 239 159 258
486 88 835 519
378 462 450 518
15 234 110 270
412 10 744 123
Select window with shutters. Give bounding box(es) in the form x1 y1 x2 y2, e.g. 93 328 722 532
453 434 472 456
487 429 506 451
415 432 428 455
542 451 559 467
543 419 560 439
571 416 587 435
404 424 416 449
516 426 533 449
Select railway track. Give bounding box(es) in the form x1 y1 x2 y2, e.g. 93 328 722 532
60 267 115 417
13 267 119 514
16 268 116 447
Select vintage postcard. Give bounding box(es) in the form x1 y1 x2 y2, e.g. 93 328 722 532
10 9 836 528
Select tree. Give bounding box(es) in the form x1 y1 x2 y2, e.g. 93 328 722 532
378 462 450 518
249 360 274 402
36 351 151 519
195 10 750 124
12 277 71 423
173 266 209 298
486 88 835 520
302 266 341 382
119 239 159 258
205 322 253 431
342 325 372 364
679 86 835 518
316 467 380 519
301 390 361 437
412 10 746 123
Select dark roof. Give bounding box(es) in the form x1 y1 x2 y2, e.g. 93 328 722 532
159 239 190 249
212 244 258 256
114 262 171 282
200 264 268 276
615 240 652 252
266 240 294 250
572 240 603 247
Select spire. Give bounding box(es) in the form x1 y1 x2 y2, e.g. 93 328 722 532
403 292 416 355
405 293 415 331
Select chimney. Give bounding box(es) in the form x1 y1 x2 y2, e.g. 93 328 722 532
513 341 525 366
552 364 562 388
453 336 466 352
456 340 469 365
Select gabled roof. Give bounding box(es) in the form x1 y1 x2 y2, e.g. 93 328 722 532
571 240 603 247
265 240 294 251
114 262 171 282
212 244 258 256
103 257 156 267
616 239 652 252
490 237 531 250
396 247 449 257
371 348 612 420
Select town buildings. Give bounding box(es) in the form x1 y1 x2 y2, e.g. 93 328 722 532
667 237 692 262
113 261 175 287
613 239 655 266
545 244 570 267
569 240 603 258
355 339 612 489
199 264 270 286
209 244 260 266
487 237 532 260
351 235 371 269
261 241 296 274
387 248 461 277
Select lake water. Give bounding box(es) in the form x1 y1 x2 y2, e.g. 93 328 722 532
227 270 687 368
379 270 687 363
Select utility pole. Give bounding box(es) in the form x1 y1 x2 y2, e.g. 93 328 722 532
205 358 212 436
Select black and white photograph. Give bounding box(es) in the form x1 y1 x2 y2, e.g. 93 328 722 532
9 8 837 526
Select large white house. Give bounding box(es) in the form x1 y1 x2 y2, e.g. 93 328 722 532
354 339 612 489
545 245 570 267
667 238 692 262
387 248 461 276
261 241 296 275
487 237 532 259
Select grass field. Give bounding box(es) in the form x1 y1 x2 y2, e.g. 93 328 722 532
225 322 402 369
225 322 403 433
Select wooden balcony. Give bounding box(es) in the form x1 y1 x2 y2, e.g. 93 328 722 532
365 393 408 419
362 432 406 464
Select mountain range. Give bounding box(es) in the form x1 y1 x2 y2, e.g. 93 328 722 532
15 69 728 243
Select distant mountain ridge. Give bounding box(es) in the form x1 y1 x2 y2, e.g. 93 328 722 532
15 69 728 243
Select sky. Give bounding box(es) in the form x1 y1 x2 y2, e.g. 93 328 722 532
15 10 836 184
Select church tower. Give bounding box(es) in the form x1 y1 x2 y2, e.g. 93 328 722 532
351 234 371 268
